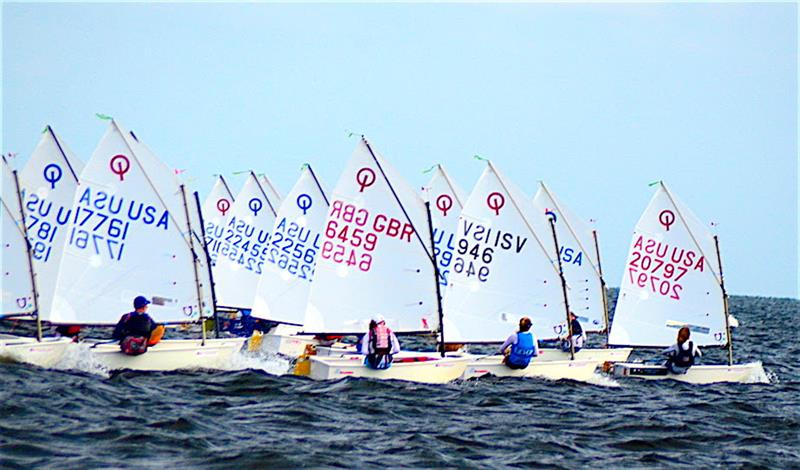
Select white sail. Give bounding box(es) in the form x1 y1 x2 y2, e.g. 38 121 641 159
609 182 727 347
18 127 85 320
421 165 466 291
48 120 204 324
201 176 235 266
442 162 566 343
212 172 278 309
2 157 35 315
532 182 607 332
252 165 329 324
303 138 438 333
260 174 283 206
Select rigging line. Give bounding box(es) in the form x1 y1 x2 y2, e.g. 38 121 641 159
306 164 330 206
660 182 723 286
219 175 236 201
439 164 465 209
487 161 561 279
115 123 194 252
539 181 602 279
362 137 434 263
250 171 278 217
47 126 80 183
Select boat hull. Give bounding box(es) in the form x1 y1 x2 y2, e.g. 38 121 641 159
308 355 471 384
462 356 599 381
537 347 632 363
90 338 246 371
258 332 318 357
612 361 768 384
0 336 72 368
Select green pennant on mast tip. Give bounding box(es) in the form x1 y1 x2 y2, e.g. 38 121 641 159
473 154 488 162
648 180 662 187
232 170 249 176
422 164 437 174
300 163 310 170
95 113 113 121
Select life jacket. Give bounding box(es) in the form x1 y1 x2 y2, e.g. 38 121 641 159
370 323 391 352
121 335 148 356
673 341 695 367
507 332 536 367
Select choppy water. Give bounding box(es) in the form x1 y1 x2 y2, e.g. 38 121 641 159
1 294 798 469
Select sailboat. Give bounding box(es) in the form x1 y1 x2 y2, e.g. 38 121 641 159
300 137 470 383
251 165 330 356
212 171 278 310
441 161 598 381
609 182 766 384
530 182 631 363
1 144 72 367
47 120 243 371
201 175 236 267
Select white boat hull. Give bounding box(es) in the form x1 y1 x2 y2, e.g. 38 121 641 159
308 355 471 384
90 338 246 371
612 361 768 384
0 336 72 368
258 332 318 357
537 347 632 364
462 356 599 381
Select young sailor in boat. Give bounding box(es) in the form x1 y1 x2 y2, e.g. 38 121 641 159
662 326 702 374
112 296 163 356
360 315 400 370
559 312 585 353
500 317 539 369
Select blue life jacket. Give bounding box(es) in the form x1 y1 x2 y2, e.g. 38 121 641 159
508 332 536 367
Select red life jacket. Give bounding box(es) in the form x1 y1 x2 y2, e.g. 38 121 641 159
371 323 391 350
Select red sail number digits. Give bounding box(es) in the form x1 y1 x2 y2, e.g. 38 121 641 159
321 200 415 272
627 235 707 301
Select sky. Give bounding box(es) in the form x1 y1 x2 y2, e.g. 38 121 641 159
2 2 797 298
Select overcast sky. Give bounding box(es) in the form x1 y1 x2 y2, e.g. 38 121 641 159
2 2 796 298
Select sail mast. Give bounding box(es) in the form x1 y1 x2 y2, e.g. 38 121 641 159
714 235 734 366
12 169 42 341
425 201 446 357
362 137 434 262
194 191 220 338
549 217 574 360
592 230 611 342
181 184 206 345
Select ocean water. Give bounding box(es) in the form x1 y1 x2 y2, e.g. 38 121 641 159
1 294 798 469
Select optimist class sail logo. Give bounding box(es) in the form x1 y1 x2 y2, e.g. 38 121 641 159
486 192 505 216
356 168 376 192
544 208 557 222
43 163 63 189
216 198 231 216
109 155 130 181
248 198 263 216
659 209 676 231
297 194 312 215
436 194 453 216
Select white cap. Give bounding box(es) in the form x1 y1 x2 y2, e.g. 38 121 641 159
372 314 385 324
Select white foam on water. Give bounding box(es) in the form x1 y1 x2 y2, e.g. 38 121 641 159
53 342 111 378
746 361 772 384
584 372 622 388
225 348 293 376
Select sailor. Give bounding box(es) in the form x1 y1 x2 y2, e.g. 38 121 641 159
560 311 585 353
663 326 702 374
500 316 539 369
361 315 400 370
112 296 160 356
